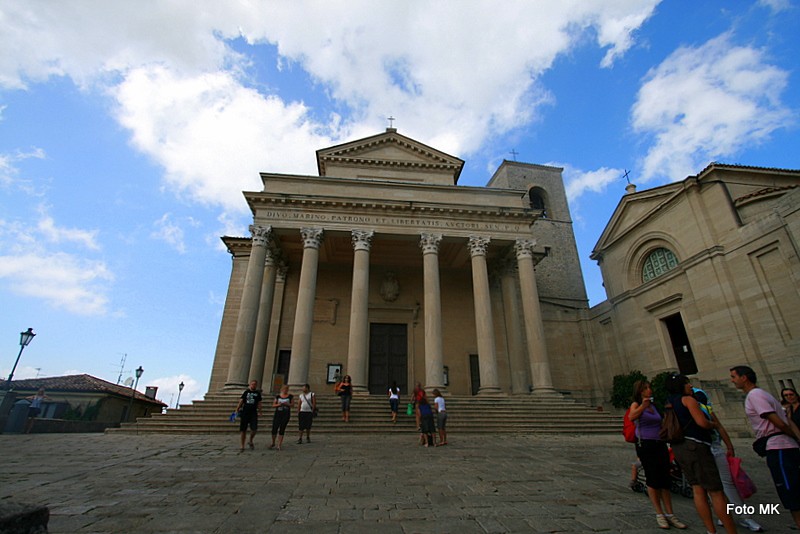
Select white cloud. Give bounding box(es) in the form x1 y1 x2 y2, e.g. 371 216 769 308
1 1 661 212
0 215 112 315
564 165 626 201
152 213 187 254
632 33 793 183
0 148 45 187
37 210 99 250
113 66 336 212
758 0 791 12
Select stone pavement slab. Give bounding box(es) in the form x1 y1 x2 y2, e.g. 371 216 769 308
0 432 794 533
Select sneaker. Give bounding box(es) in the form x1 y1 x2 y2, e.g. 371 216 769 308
656 515 669 529
739 518 764 532
666 515 687 529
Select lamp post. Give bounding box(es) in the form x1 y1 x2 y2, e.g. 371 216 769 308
126 366 144 422
176 381 184 409
5 328 36 390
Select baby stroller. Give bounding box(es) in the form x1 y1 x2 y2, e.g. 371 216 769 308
631 447 693 498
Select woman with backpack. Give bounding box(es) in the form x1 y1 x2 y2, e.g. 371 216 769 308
666 373 737 533
629 380 687 530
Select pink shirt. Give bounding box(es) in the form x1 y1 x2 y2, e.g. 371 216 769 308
745 387 799 450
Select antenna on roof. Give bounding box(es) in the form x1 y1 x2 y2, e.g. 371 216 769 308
34 368 41 378
116 353 127 385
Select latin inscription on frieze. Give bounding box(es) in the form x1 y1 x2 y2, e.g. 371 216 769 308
261 210 522 232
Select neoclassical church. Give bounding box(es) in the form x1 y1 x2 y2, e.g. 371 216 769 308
208 128 800 412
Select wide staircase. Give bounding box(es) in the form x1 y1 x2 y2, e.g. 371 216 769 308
108 391 620 435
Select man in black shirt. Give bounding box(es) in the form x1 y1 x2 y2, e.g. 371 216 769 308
236 380 263 451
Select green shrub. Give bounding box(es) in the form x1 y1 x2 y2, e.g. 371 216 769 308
649 371 673 412
611 370 648 409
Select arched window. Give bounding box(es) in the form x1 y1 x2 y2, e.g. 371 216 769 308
642 248 679 283
529 189 548 218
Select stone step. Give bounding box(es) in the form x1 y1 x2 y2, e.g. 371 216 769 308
109 392 620 435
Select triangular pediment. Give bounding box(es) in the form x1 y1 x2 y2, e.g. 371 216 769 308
316 129 464 185
592 183 683 258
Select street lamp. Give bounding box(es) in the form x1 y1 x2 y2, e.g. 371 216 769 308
5 328 36 390
126 366 144 422
176 381 185 409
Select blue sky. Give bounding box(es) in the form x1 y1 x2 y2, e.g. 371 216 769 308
1 1 798 405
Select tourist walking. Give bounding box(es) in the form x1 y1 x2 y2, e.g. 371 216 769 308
236 380 263 452
693 388 764 532
269 384 293 451
433 388 447 446
781 387 800 429
412 382 426 430
731 365 800 529
388 381 400 423
297 383 316 444
418 396 435 447
665 373 737 533
627 380 686 529
335 375 353 422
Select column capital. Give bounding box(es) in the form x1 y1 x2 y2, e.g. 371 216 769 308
419 233 442 255
468 235 491 257
300 227 324 249
351 229 375 252
264 245 279 267
276 262 289 283
249 224 272 248
514 238 537 259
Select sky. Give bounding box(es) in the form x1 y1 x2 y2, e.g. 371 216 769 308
1 1 798 406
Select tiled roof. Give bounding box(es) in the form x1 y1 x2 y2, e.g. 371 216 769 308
0 374 165 406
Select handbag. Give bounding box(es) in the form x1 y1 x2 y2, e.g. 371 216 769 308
727 455 757 499
752 431 784 457
659 404 684 443
406 403 414 416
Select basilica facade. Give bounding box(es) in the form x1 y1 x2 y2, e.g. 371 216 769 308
208 128 594 399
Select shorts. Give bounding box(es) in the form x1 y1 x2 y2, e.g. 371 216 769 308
635 439 671 490
389 398 399 413
671 439 723 492
239 412 258 432
420 414 435 434
298 411 313 431
437 412 448 430
766 447 800 511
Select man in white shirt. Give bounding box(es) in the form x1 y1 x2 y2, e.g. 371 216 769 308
731 365 800 529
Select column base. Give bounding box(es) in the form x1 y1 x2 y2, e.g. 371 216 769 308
477 386 504 395
223 382 248 391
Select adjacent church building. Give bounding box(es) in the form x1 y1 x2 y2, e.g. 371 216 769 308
207 128 800 414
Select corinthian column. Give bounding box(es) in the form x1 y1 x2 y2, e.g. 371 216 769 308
226 224 272 388
420 234 446 393
515 238 555 394
248 247 279 386
468 235 501 394
347 230 374 393
287 228 324 389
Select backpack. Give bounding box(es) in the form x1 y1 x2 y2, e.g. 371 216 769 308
623 408 637 443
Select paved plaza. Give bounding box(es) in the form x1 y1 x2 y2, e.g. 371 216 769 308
0 432 795 533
